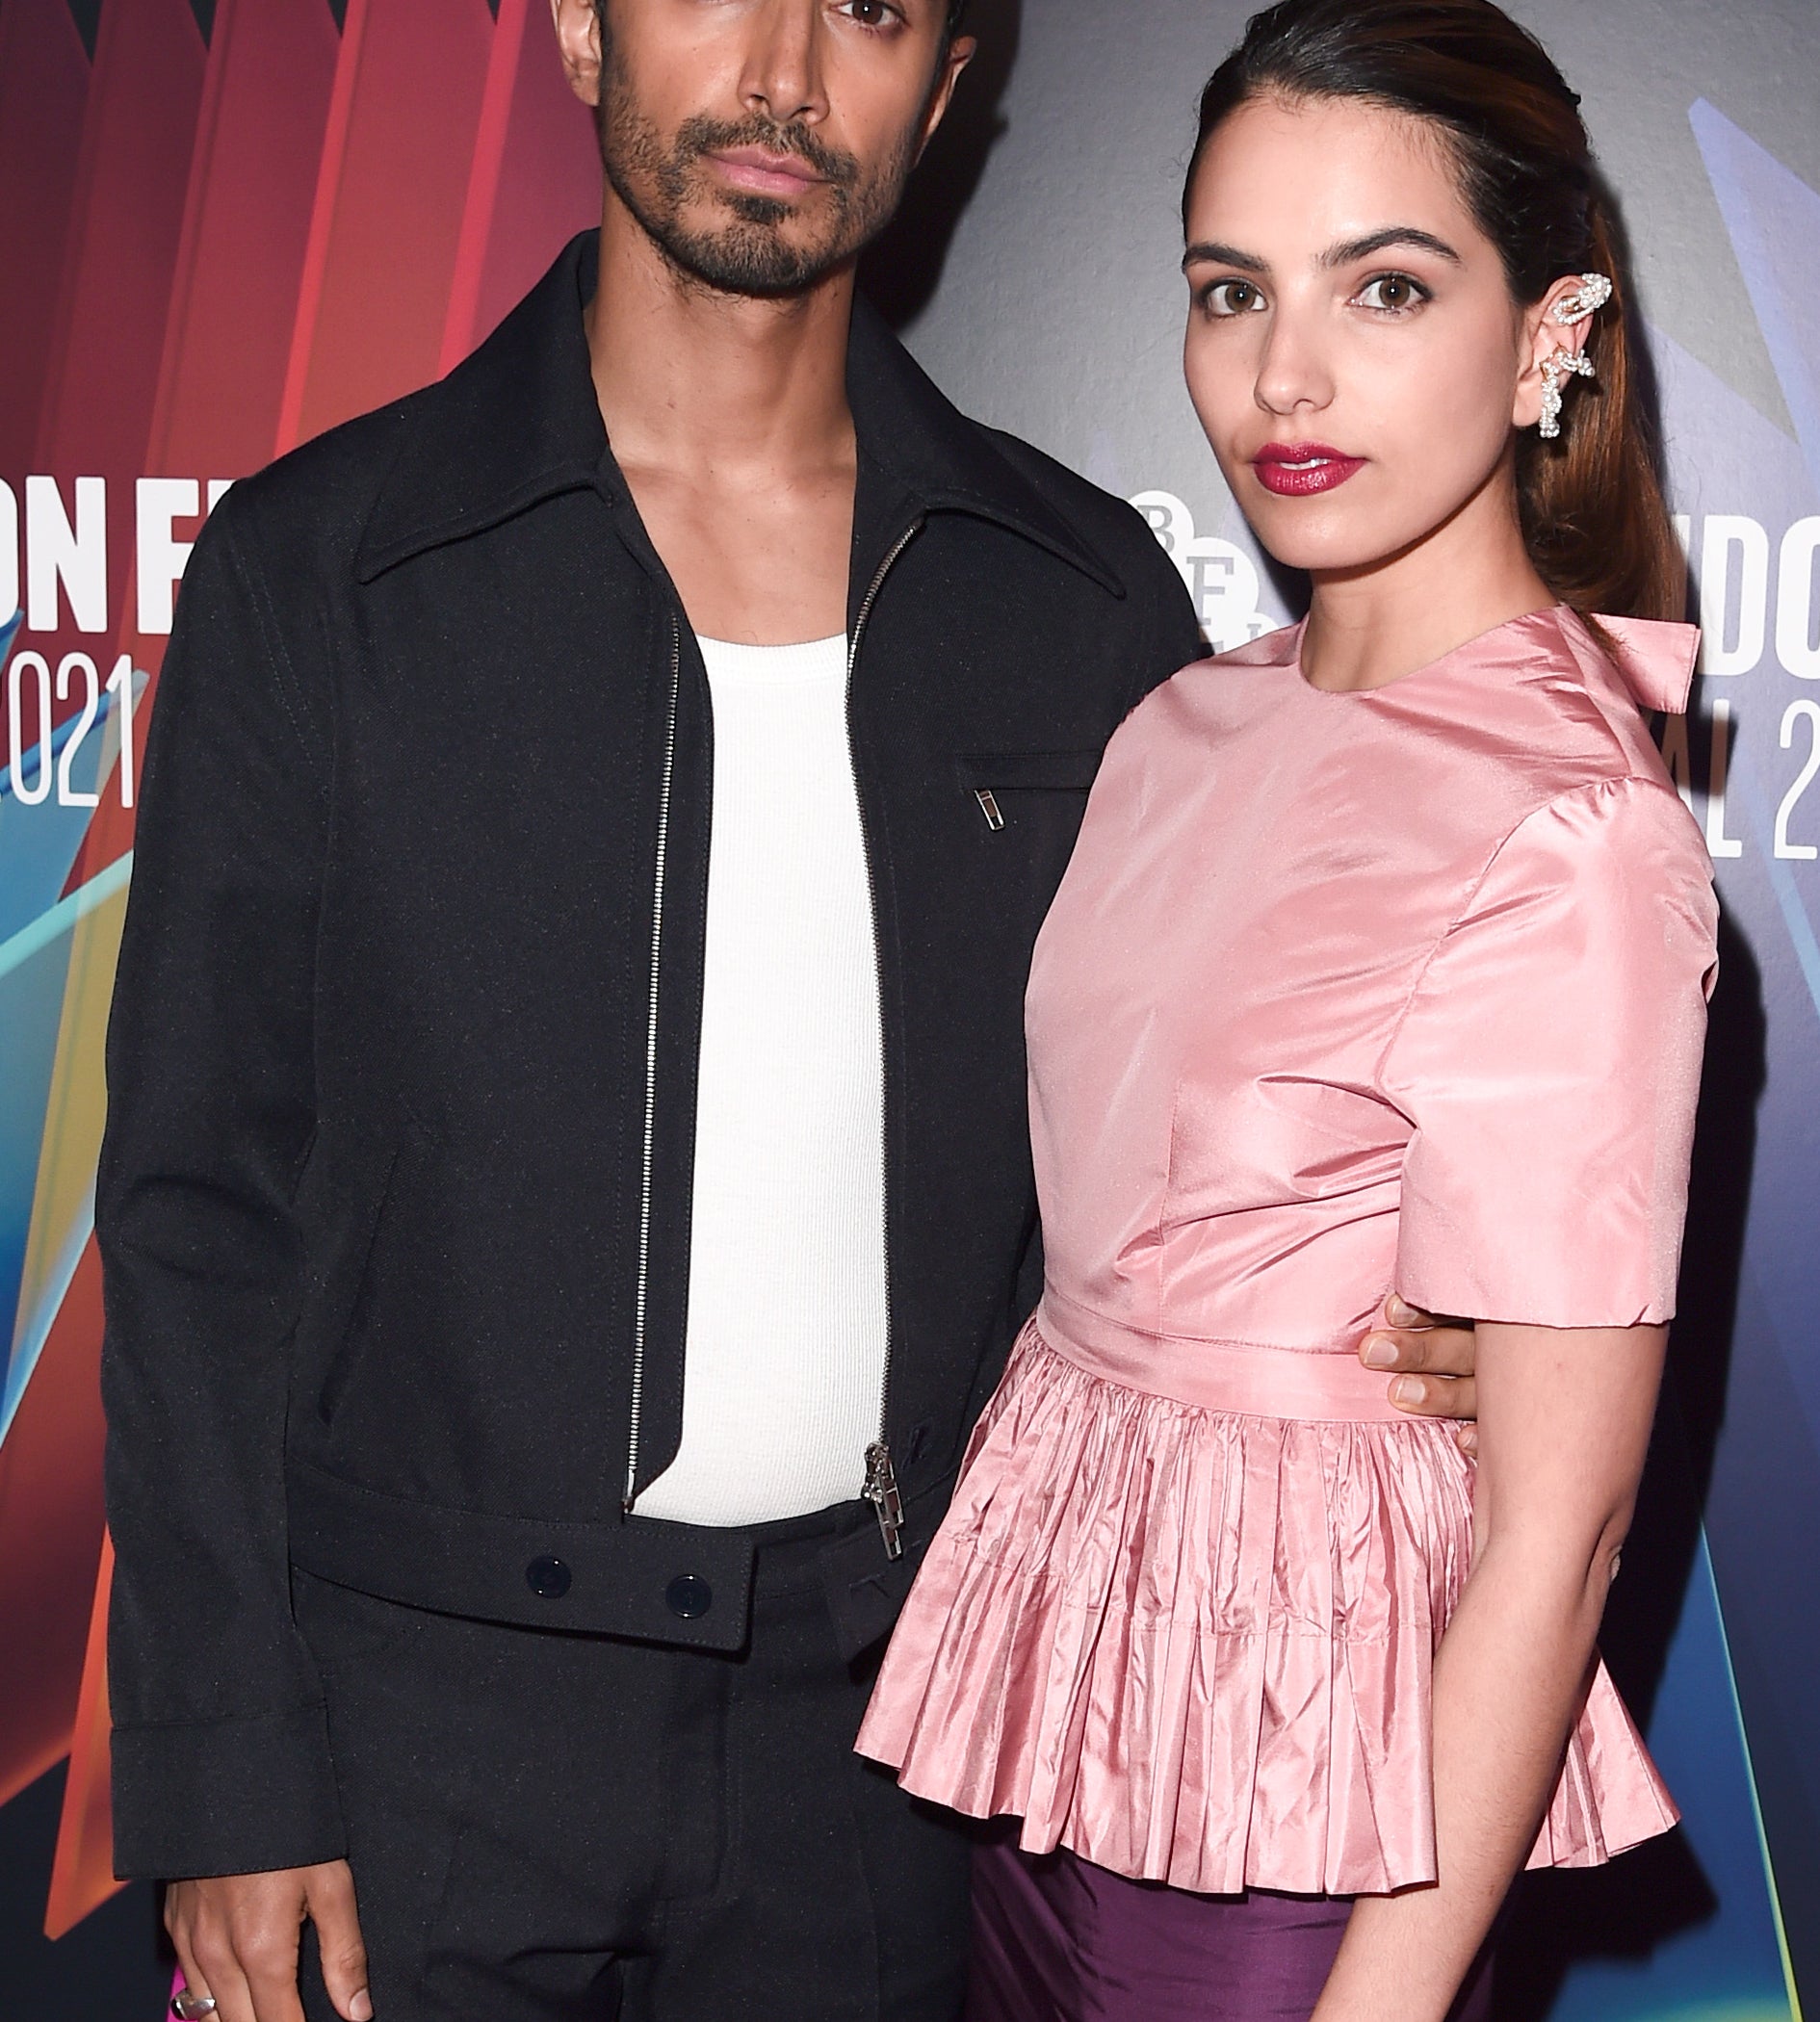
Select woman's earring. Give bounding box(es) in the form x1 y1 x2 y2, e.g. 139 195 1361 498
1538 348 1597 439
1549 272 1614 324
1536 272 1612 439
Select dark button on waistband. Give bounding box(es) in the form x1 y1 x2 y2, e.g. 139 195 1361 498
527 1555 572 1599
666 1574 713 1620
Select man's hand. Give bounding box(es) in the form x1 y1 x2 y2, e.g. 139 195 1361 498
1360 1294 1480 1452
167 1861 371 2022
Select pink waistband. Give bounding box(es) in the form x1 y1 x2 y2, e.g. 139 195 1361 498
1034 1287 1406 1424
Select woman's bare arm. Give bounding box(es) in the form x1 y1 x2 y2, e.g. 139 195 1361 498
1311 1318 1668 2022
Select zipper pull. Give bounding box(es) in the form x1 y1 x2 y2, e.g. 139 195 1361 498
975 789 1005 832
864 1441 905 1561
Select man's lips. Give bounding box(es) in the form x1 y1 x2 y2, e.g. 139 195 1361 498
1251 443 1366 497
705 146 826 197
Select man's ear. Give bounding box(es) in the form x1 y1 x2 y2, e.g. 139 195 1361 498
551 0 605 110
915 34 977 164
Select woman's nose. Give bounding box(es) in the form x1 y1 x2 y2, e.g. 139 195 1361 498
1252 311 1336 419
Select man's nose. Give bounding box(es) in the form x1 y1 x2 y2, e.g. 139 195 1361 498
741 0 830 127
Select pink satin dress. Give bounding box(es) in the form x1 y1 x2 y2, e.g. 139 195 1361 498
858 606 1719 1899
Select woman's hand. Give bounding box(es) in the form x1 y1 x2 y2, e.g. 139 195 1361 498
1360 1296 1479 1450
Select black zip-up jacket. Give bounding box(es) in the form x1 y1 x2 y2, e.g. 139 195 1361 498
97 232 1203 1880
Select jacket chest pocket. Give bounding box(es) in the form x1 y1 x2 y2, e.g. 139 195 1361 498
952 749 1103 833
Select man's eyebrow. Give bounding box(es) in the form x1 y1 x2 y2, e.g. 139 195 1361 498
1182 240 1268 273
1319 226 1462 268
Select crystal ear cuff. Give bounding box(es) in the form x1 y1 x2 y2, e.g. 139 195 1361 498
1537 272 1612 440
1550 272 1614 324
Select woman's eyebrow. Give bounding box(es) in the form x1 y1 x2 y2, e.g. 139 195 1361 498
1319 226 1462 267
1183 226 1463 275
1182 240 1269 273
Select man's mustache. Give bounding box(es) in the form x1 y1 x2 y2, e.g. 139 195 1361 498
675 115 861 189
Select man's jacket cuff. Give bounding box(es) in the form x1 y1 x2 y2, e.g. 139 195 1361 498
109 1702 345 1881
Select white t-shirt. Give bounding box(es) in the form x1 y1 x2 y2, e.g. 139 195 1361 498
635 634 890 1527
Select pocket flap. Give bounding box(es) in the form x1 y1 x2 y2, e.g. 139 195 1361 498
951 748 1102 792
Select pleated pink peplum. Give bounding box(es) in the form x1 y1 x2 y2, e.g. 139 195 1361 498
858 608 1717 1895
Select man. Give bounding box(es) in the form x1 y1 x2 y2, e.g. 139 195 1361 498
98 4 1480 2018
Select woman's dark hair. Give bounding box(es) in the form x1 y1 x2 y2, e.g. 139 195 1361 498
1185 0 1682 624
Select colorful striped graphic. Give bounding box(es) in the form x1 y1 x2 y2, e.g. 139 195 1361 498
0 0 597 1949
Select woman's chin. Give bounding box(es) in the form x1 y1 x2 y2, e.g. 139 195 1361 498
1247 527 1401 578
1232 486 1406 578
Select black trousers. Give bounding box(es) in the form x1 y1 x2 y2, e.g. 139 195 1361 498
294 1503 973 2022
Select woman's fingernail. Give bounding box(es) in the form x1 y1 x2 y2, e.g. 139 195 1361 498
1386 1294 1416 1324
1362 1335 1397 1368
1391 1376 1422 1406
1459 1425 1479 1454
351 1993 374 2022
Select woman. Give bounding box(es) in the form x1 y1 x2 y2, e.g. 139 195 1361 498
857 3 1718 2017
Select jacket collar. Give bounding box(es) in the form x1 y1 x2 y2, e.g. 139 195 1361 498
354 231 1122 597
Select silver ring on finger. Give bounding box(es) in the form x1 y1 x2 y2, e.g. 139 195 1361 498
172 1989 219 2020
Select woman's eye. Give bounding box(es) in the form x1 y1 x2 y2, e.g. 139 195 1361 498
840 0 902 24
1201 278 1266 318
1354 272 1429 314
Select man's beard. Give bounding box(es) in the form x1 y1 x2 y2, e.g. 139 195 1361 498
594 44 917 297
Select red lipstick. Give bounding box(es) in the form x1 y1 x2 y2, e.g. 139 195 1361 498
1251 443 1366 497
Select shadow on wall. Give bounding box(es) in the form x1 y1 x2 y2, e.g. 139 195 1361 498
860 0 1024 329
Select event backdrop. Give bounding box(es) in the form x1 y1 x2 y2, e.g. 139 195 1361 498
0 0 1812 2015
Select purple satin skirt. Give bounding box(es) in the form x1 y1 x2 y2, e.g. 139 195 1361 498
967 1838 1495 2022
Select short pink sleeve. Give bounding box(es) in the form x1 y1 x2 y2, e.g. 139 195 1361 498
1381 777 1718 1327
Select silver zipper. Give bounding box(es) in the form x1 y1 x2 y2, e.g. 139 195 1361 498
624 617 683 1512
850 521 923 1559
